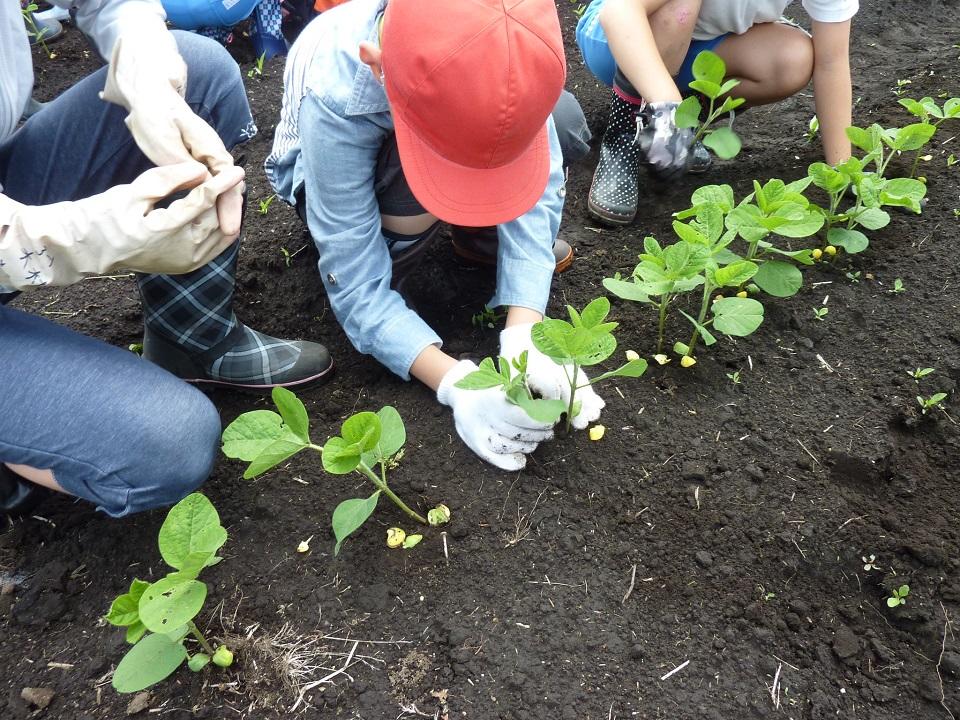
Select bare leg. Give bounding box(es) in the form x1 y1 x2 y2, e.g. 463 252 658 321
713 23 814 107
381 212 438 235
650 0 702 75
4 463 64 492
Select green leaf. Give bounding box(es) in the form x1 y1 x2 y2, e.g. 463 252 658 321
402 534 423 549
272 387 310 443
688 78 723 99
602 277 650 303
713 260 758 288
589 359 648 384
944 97 960 117
221 410 286 461
112 632 188 693
125 621 147 645
673 342 690 356
897 98 927 119
242 434 308 479
106 579 151 627
507 386 567 424
579 297 611 329
672 220 708 246
341 412 381 453
890 122 936 151
828 228 869 254
575 332 618 367
880 177 927 213
753 261 803 298
691 49 726 85
690 185 735 212
139 576 207 633
158 493 227 572
372 406 405 459
679 309 717 346
188 653 211 672
703 127 741 159
321 436 361 475
773 208 824 238
712 297 764 337
852 207 890 231
531 318 573 361
332 491 381 556
845 125 876 153
675 96 701 129
454 366 505 390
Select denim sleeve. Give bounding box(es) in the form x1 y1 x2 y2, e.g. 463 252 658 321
66 0 169 58
488 115 564 314
298 90 441 380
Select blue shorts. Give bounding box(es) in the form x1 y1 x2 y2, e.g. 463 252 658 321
575 0 729 92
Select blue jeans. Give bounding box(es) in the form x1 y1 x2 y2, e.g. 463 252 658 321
0 32 252 516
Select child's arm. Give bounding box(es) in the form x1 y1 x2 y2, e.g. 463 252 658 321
600 0 683 102
811 19 853 165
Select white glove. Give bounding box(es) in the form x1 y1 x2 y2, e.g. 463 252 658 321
99 19 242 236
0 162 245 290
500 323 605 430
437 360 555 471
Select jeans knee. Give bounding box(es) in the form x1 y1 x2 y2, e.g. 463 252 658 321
552 90 592 166
172 31 256 148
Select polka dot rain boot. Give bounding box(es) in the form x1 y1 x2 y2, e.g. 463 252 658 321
587 90 645 226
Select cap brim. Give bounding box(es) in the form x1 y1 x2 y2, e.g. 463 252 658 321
392 111 551 227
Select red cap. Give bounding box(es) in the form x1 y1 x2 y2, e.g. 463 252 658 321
382 0 566 227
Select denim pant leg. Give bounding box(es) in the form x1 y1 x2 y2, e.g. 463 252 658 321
0 31 257 355
0 305 222 516
552 90 592 167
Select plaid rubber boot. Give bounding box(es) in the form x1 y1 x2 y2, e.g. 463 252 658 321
587 90 645 225
138 240 333 391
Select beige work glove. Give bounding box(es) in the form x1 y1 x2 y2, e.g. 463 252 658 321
99 18 243 236
0 163 245 291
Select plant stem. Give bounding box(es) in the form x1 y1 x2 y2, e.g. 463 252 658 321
565 363 581 433
188 621 215 656
656 296 670 353
356 462 426 525
909 149 922 179
686 280 714 356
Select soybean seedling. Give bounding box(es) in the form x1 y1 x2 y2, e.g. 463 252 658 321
897 96 960 177
105 494 232 693
455 352 569 425
21 4 54 59
258 194 276 215
812 305 829 321
804 115 820 144
887 584 910 608
917 392 948 415
674 50 746 160
247 52 266 79
890 278 905 294
530 297 648 431
907 367 934 383
222 388 439 555
726 370 742 386
471 305 503 331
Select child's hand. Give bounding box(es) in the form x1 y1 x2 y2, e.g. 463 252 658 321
637 101 693 181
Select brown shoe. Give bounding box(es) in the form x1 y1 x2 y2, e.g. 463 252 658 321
451 226 573 273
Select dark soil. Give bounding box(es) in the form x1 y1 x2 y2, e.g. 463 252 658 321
3 3 960 718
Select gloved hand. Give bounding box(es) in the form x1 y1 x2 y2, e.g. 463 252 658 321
500 323 605 431
437 360 555 471
636 101 693 181
99 19 243 236
0 162 245 290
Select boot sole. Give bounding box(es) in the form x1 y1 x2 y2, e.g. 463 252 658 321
587 198 635 226
180 360 336 394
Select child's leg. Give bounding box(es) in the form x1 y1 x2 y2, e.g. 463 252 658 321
649 0 702 75
713 23 814 107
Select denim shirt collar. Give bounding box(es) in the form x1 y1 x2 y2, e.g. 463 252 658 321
344 0 389 116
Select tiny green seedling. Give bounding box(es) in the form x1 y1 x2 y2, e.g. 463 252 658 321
258 194 276 215
223 389 442 555
845 271 862 284
247 52 266 79
470 305 503 330
887 584 910 608
280 247 292 267
674 50 746 160
862 554 881 572
892 79 912 97
727 370 741 385
812 305 829 321
908 367 934 383
530 297 648 431
128 343 143 355
917 392 948 415
890 278 905 294
948 154 958 168
804 115 820 144
21 4 54 59
105 493 231 693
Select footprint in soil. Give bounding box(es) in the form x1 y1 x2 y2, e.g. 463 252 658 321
826 448 891 495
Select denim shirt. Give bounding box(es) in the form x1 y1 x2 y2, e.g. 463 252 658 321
265 0 565 380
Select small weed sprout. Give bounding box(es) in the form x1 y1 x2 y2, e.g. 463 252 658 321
948 154 957 168
259 194 276 215
675 51 746 160
917 392 948 415
887 584 910 608
727 370 741 385
890 278 905 294
804 115 820 144
812 305 829 321
846 271 862 283
908 367 934 383
105 494 231 693
280 247 292 267
247 52 266 79
892 79 912 97
470 305 503 330
223 389 441 555
862 554 881 572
